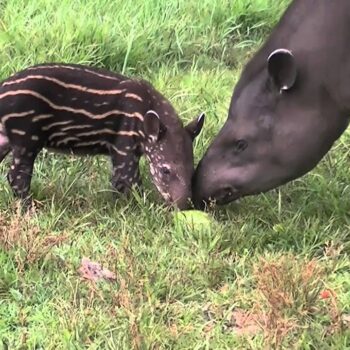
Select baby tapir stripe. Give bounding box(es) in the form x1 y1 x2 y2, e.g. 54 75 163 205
0 63 205 209
2 75 127 95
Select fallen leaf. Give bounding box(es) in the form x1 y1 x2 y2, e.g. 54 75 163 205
78 257 116 282
227 309 265 336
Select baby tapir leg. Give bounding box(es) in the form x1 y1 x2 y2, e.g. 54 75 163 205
110 146 141 195
7 146 38 206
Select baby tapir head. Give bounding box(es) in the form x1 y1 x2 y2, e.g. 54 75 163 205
143 110 205 210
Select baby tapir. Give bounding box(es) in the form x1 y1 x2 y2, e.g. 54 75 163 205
0 63 205 209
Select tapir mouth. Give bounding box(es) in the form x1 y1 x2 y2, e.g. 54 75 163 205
194 187 241 209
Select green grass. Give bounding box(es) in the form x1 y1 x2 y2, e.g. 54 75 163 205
0 0 350 348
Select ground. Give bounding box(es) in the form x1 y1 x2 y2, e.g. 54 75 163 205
0 0 349 348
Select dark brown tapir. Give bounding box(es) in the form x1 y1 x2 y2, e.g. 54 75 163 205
194 0 350 207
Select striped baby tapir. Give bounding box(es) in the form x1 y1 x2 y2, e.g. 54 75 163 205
0 63 205 209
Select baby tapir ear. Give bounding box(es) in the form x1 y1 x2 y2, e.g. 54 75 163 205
185 112 205 141
144 110 167 143
267 49 297 92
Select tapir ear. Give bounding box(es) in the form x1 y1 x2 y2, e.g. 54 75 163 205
144 110 167 143
185 112 205 141
267 49 297 92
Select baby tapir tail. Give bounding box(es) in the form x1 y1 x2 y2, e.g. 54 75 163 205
0 122 10 163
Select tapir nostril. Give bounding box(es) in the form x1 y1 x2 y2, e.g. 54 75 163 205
224 187 233 197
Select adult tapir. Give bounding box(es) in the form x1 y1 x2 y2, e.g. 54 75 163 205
194 0 350 207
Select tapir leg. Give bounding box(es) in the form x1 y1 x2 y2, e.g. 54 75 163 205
109 146 142 195
7 146 38 206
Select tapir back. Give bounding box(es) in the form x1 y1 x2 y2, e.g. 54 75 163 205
0 64 148 155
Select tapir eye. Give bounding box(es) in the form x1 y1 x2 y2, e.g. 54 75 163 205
234 139 248 153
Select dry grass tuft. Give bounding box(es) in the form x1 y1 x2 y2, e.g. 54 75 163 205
252 254 344 348
0 203 67 271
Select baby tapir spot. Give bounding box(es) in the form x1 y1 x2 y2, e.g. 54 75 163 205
125 93 143 102
42 121 72 131
49 132 67 141
112 147 127 157
31 135 39 141
12 129 26 136
16 175 21 180
62 125 92 131
14 158 20 165
2 110 35 123
32 114 54 122
116 162 125 169
10 165 15 170
56 137 80 146
71 97 78 101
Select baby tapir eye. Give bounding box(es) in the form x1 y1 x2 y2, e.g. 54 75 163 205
161 165 171 176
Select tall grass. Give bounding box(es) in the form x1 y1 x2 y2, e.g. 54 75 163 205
0 0 289 75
